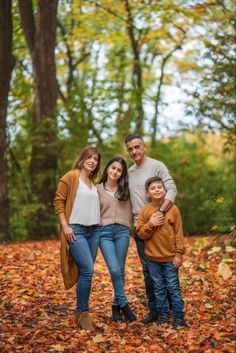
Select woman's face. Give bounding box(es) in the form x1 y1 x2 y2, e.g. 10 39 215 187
83 153 99 173
107 161 123 182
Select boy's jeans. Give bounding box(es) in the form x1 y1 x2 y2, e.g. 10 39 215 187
69 224 100 312
133 228 156 312
148 261 184 319
99 224 130 308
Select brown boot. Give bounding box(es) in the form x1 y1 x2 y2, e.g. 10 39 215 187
75 310 81 322
78 311 94 331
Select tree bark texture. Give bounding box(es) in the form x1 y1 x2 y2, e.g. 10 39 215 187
0 0 15 242
19 0 58 238
124 0 144 134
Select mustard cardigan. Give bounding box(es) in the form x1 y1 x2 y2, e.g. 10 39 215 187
53 169 81 289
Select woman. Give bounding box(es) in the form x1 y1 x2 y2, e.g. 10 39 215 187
97 156 136 322
54 146 101 331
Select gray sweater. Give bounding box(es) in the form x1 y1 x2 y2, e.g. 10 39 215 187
97 183 133 228
128 157 177 224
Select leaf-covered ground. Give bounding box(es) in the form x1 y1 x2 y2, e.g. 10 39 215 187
0 235 235 353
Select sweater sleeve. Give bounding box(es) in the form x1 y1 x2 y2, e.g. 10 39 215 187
53 176 69 215
173 207 185 259
136 209 157 240
157 162 177 203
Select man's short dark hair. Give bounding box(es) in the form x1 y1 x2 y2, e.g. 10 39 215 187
125 134 144 145
145 176 165 191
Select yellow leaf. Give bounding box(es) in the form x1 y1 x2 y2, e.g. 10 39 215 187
218 262 232 279
207 246 221 255
49 344 65 352
93 334 105 343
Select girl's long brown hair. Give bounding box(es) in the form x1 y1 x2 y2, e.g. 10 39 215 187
72 146 101 180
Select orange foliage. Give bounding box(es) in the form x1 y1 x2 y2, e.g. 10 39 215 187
0 235 235 352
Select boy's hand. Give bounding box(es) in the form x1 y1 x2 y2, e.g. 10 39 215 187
173 257 183 269
150 212 164 227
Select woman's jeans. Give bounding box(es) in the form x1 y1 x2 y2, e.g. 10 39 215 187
148 260 184 319
69 224 100 312
99 224 130 308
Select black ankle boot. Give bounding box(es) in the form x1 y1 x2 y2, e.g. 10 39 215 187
121 304 136 322
141 311 158 324
112 305 122 321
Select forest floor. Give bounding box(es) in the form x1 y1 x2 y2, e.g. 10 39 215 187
0 234 235 353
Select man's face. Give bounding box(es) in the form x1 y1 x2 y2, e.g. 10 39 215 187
126 138 147 165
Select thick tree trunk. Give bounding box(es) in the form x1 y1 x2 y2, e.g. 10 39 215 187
0 0 15 242
19 0 58 238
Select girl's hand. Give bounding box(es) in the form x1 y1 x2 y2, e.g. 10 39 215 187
62 225 76 243
173 257 182 269
150 212 164 227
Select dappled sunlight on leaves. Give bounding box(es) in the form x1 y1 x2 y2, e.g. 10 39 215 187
0 236 235 352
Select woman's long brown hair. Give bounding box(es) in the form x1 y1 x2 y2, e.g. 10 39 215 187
72 146 101 180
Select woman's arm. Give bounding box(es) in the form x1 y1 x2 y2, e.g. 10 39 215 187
57 212 76 243
54 178 76 243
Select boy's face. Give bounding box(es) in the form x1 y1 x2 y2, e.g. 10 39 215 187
146 181 166 201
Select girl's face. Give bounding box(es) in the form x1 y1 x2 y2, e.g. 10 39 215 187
83 154 99 173
107 161 123 182
147 181 166 201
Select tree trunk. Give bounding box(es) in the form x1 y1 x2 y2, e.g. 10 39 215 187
19 0 58 238
124 0 144 134
0 0 15 242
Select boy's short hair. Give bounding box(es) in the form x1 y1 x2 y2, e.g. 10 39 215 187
125 134 144 145
145 176 165 191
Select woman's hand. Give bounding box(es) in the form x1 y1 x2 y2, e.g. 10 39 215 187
173 257 183 269
62 224 76 243
150 212 164 227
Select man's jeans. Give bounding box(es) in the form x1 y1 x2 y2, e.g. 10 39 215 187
148 261 184 319
69 224 100 312
99 224 130 307
133 228 156 312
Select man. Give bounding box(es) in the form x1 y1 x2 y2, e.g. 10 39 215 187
125 134 177 324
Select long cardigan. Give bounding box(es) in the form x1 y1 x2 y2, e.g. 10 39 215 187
53 169 81 289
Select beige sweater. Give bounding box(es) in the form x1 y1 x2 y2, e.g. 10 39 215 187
136 203 185 262
128 157 177 224
97 183 133 228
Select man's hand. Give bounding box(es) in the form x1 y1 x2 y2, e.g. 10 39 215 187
150 211 164 227
62 225 76 243
173 257 183 269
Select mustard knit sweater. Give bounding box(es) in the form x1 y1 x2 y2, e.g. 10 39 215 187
136 203 185 262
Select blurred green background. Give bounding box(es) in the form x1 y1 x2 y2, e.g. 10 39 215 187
1 0 235 241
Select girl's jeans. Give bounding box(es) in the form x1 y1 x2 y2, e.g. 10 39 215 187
148 261 184 319
69 224 100 312
99 224 130 308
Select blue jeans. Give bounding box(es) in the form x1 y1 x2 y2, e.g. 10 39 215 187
69 224 100 312
133 228 156 312
148 261 184 319
99 224 130 308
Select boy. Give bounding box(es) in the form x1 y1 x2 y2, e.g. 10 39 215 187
136 176 185 330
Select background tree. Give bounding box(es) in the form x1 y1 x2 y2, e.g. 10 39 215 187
181 1 235 149
0 0 15 242
18 0 58 238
